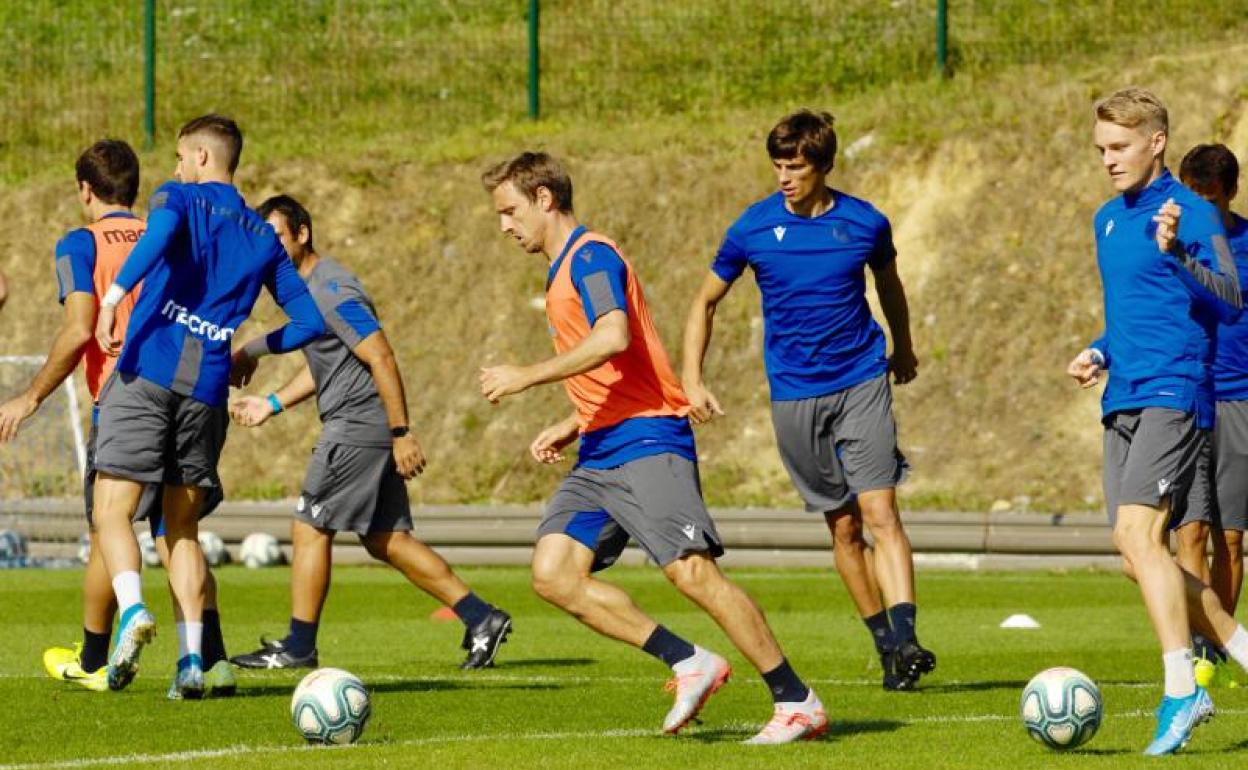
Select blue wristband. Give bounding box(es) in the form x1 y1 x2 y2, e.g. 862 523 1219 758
266 393 283 415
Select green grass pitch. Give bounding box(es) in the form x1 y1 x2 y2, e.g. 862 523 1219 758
1 565 1245 768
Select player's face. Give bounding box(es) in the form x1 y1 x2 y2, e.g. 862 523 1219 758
492 181 546 255
174 138 198 184
771 155 826 206
1094 121 1164 193
265 212 301 260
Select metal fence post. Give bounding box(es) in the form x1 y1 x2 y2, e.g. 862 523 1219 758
144 0 156 148
936 0 949 78
528 0 540 119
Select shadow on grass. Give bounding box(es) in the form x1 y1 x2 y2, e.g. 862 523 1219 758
230 679 563 699
1063 748 1131 756
920 680 1029 694
499 657 596 669
683 719 904 744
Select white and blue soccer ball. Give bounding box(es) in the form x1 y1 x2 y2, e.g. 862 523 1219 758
290 667 371 745
241 532 283 568
137 530 161 568
1020 666 1103 750
0 529 28 560
197 531 227 567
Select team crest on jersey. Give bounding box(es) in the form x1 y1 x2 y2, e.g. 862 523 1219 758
772 226 786 242
1104 219 1114 237
830 225 850 243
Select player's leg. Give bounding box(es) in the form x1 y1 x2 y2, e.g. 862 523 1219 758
1211 528 1244 613
232 518 329 669
1212 401 1248 615
161 483 208 698
92 473 156 691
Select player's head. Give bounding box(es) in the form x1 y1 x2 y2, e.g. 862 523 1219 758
481 152 574 255
1093 87 1168 194
75 139 140 209
257 194 314 260
767 110 837 205
1179 143 1239 212
175 114 243 182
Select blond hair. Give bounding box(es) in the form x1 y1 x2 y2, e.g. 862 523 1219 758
1094 87 1168 135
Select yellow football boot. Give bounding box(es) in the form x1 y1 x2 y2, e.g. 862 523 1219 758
43 644 108 692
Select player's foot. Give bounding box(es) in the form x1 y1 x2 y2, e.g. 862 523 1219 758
42 644 108 692
1143 687 1215 755
1194 655 1238 689
106 606 156 691
230 637 318 669
895 640 936 685
204 659 237 697
460 608 512 670
743 690 829 744
880 648 912 691
166 655 205 700
662 647 731 734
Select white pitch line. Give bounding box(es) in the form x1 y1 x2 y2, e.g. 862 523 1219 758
4 710 1247 770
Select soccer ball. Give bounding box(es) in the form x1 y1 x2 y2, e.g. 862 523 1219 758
1020 667 1103 750
137 530 161 568
290 667 371 745
241 532 283 568
0 529 28 560
198 531 227 567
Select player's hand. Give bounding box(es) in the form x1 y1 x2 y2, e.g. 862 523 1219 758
1154 198 1182 255
230 349 258 388
0 393 37 443
95 304 120 357
229 395 273 427
529 420 578 464
1067 349 1104 389
684 380 725 425
392 433 427 480
889 346 920 385
479 364 532 403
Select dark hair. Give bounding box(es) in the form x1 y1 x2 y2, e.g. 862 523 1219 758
75 139 140 207
178 114 243 173
257 194 314 250
1180 143 1239 196
767 109 838 172
481 152 574 213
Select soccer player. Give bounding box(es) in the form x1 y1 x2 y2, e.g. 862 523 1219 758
681 109 933 690
1065 88 1248 754
1175 143 1248 685
227 194 512 670
0 269 8 311
0 139 233 695
478 152 826 743
91 115 325 698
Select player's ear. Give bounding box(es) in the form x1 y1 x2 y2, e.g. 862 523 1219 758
535 185 554 212
1151 130 1167 158
78 180 93 205
297 225 311 247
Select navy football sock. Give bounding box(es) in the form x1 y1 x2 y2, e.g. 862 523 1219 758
285 617 319 657
202 609 227 667
762 657 810 704
452 592 493 628
863 610 896 654
80 627 110 673
642 625 696 668
888 602 918 645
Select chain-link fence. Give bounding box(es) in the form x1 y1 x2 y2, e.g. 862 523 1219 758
2 1 1246 179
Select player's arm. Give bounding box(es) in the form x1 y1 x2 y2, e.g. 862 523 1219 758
229 362 317 428
872 260 919 385
681 271 734 423
0 269 8 311
352 329 426 479
529 411 580 464
232 256 327 384
1156 198 1242 322
0 293 95 441
480 311 629 403
97 191 185 354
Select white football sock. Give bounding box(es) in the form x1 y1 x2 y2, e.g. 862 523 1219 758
111 571 143 613
1162 647 1196 698
176 621 204 662
1223 625 1248 671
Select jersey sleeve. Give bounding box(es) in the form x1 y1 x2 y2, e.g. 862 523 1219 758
113 182 187 293
711 222 749 283
146 181 187 217
260 249 327 353
569 242 629 325
54 229 95 303
1173 198 1242 323
868 214 898 270
319 279 382 349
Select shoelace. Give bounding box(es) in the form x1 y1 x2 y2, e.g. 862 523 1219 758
756 708 813 738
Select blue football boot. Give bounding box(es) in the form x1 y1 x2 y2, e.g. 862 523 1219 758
1143 687 1215 755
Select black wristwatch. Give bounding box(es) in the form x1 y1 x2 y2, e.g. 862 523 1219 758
390 426 410 438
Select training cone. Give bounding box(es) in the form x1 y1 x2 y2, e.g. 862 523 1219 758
430 606 458 623
999 613 1041 629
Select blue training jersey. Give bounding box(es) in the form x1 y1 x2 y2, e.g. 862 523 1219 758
1214 213 1248 401
547 226 697 469
112 181 325 407
1088 170 1241 429
712 189 895 402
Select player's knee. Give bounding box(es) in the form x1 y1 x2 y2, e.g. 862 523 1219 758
664 553 719 595
531 564 579 607
361 533 392 563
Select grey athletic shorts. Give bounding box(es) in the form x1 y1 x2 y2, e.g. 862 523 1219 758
1103 408 1209 529
770 373 909 513
1213 400 1248 531
94 373 228 489
296 440 412 534
538 453 724 569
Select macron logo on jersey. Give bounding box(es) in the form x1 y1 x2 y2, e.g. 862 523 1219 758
160 300 237 342
773 226 786 242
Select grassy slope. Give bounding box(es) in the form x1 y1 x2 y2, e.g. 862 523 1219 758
2 4 1248 509
1 566 1247 768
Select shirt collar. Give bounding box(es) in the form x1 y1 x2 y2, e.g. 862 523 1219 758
1123 168 1175 209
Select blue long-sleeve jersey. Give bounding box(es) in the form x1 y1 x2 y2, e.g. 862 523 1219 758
1088 170 1241 429
1214 213 1248 401
112 181 325 407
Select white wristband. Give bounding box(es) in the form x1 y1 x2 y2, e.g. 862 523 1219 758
101 284 126 308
